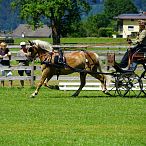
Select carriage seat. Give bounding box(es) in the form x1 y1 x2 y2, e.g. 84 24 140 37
107 47 146 72
131 51 146 63
128 47 146 71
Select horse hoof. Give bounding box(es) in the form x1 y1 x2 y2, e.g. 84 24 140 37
71 94 78 97
30 94 35 98
103 90 111 95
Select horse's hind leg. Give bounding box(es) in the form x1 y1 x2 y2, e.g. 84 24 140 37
72 72 87 97
91 73 107 91
89 64 107 92
90 63 108 92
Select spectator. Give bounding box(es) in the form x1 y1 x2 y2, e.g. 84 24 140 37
17 42 31 87
0 42 12 87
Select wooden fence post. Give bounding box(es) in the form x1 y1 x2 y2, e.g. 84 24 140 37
31 60 35 87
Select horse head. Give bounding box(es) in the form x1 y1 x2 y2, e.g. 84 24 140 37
27 40 53 62
26 40 39 61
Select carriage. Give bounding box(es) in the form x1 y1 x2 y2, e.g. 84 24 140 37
107 47 146 97
26 40 146 98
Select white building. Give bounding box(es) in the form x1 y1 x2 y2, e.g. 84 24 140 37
115 13 146 38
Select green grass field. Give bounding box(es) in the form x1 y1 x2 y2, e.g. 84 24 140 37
0 87 146 146
14 37 127 45
0 37 145 145
11 37 128 55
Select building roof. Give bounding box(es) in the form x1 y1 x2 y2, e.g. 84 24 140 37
12 24 52 38
115 13 146 20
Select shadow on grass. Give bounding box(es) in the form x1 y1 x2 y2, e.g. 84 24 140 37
1 86 146 99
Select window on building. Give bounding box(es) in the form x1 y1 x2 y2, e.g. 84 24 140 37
128 26 134 31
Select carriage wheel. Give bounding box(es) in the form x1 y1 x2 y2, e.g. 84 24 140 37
140 70 146 96
115 73 142 97
107 75 118 97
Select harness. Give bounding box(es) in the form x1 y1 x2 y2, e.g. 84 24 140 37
41 50 114 80
83 50 98 70
41 51 66 80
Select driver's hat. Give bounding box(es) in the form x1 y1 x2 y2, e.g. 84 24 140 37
20 42 26 46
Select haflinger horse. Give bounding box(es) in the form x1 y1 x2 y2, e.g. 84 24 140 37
27 40 110 98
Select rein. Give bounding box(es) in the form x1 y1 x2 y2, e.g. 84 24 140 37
38 49 115 76
64 63 115 75
41 60 115 76
83 50 96 65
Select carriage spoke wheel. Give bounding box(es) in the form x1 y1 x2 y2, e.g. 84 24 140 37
116 73 142 97
107 75 118 97
140 70 146 96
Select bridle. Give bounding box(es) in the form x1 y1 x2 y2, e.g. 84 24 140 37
27 46 38 61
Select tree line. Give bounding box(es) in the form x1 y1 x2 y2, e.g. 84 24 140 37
0 0 144 44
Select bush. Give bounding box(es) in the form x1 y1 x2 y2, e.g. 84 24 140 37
98 27 114 37
0 36 14 44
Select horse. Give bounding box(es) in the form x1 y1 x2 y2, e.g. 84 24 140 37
26 40 109 98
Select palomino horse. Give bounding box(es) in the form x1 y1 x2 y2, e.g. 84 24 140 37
27 40 109 97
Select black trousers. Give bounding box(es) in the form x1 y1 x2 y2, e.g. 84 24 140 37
119 44 143 68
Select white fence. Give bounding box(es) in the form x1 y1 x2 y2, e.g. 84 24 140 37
59 81 115 91
0 45 142 88
0 57 36 86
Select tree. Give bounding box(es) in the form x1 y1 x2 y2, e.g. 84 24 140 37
59 0 84 37
98 27 113 37
82 13 110 37
11 0 90 45
104 0 138 19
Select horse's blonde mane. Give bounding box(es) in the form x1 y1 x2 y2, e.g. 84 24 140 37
32 40 53 52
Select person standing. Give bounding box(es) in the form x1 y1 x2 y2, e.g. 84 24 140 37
17 42 31 87
0 42 12 86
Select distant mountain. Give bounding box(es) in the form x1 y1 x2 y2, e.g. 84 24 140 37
0 0 23 32
0 0 145 32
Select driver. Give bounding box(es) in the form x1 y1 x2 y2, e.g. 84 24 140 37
114 19 146 71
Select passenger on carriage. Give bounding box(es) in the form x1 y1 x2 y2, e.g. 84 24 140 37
114 19 146 72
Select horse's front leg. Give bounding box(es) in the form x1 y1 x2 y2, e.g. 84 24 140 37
31 68 52 98
72 72 87 97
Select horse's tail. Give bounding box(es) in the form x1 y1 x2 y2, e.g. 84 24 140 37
93 53 102 72
94 52 111 88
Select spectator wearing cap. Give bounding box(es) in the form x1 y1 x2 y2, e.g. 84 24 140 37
0 42 12 86
17 42 31 87
113 19 146 71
